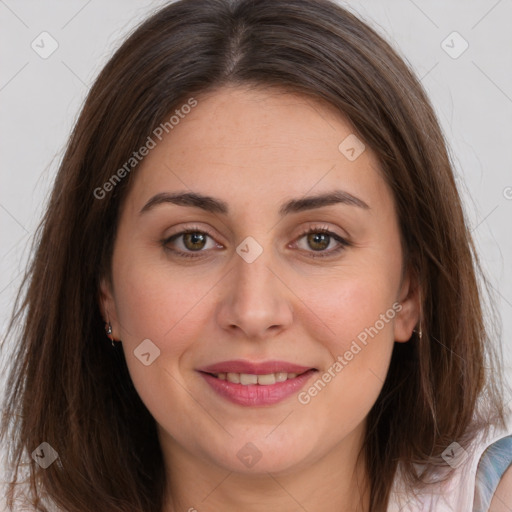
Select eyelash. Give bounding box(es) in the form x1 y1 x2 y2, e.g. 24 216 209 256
161 225 350 260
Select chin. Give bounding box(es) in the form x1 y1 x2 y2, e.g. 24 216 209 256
202 437 313 475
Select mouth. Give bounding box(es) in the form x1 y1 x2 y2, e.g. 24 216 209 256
196 360 318 406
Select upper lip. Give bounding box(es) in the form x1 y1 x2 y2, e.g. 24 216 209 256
197 360 316 375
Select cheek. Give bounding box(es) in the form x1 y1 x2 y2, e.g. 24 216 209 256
294 263 399 408
301 264 399 346
110 258 211 430
111 253 219 355
109 254 233 426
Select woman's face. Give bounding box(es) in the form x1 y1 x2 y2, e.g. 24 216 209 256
101 85 419 476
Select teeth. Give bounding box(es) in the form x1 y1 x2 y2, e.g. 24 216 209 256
226 372 240 384
240 373 258 385
257 373 276 385
216 372 303 385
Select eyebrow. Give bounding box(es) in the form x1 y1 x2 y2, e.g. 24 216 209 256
139 189 370 216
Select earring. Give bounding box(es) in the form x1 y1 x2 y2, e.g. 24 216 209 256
413 323 423 340
105 322 115 348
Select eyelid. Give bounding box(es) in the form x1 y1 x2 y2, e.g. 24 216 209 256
161 223 350 259
290 224 350 258
161 224 222 258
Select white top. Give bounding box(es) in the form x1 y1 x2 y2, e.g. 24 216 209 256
387 406 512 511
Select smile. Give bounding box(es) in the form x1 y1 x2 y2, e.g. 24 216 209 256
196 361 318 406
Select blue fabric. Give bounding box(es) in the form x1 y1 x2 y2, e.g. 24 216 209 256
473 434 512 511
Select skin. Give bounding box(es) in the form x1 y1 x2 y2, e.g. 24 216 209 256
100 85 420 512
489 465 512 511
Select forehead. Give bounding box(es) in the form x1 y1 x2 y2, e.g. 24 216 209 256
124 85 392 218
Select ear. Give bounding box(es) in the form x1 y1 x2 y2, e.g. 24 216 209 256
98 276 119 339
393 267 421 343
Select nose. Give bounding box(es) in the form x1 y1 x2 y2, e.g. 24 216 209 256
215 245 294 341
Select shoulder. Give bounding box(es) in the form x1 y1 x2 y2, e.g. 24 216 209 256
489 462 512 511
387 428 512 512
474 434 512 512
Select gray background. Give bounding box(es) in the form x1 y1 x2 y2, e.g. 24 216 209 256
1 0 511 505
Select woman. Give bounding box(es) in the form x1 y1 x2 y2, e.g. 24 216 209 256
1 0 511 510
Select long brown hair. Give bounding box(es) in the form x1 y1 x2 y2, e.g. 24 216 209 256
1 0 508 510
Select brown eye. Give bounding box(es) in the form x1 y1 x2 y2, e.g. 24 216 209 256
182 232 207 251
294 227 350 259
306 232 330 251
162 228 220 258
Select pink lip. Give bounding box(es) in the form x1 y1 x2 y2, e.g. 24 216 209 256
196 360 317 406
197 360 313 375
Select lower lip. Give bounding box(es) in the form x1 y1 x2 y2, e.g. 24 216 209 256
199 370 317 406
